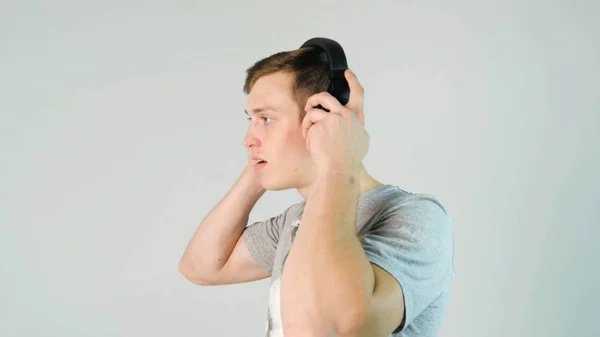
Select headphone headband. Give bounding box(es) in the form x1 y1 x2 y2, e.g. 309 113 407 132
300 37 350 106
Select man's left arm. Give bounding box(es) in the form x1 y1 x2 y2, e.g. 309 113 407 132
281 68 454 336
279 170 404 337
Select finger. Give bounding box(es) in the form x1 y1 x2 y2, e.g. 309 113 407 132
304 91 344 114
345 69 364 102
344 69 365 124
301 108 329 138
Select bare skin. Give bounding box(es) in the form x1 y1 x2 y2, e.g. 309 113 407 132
179 69 383 285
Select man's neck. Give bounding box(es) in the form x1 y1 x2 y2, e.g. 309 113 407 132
297 165 384 201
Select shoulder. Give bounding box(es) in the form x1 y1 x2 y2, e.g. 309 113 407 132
395 190 450 219
375 185 450 219
373 186 453 239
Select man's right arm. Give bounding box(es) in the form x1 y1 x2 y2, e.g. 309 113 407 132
178 166 269 285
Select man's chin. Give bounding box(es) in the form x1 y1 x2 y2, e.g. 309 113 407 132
262 184 289 192
261 179 295 192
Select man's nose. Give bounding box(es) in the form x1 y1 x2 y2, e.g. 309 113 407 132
243 131 261 148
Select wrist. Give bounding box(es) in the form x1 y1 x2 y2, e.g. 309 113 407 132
316 162 360 183
239 167 265 194
315 165 361 192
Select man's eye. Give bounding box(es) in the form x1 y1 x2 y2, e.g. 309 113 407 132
246 116 272 124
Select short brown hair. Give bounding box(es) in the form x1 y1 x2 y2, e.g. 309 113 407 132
243 47 330 116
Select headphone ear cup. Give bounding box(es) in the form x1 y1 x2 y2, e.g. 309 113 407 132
300 37 350 106
329 78 350 106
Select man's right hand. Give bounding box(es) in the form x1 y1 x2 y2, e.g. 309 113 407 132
241 149 266 194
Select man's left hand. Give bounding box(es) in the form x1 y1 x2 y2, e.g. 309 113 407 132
301 69 369 177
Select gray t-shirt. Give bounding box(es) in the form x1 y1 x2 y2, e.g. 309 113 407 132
243 184 455 337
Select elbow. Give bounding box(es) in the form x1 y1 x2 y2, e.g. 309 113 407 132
333 303 371 337
283 306 369 337
178 257 214 286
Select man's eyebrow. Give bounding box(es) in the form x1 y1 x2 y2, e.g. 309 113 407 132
244 106 278 115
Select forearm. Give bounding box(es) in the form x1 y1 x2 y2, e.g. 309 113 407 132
180 168 265 277
280 169 375 336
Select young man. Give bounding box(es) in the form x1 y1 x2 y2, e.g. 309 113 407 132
179 46 455 337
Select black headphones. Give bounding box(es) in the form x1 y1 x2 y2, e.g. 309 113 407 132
300 37 350 106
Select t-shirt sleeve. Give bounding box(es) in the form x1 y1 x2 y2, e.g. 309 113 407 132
358 194 456 334
242 208 289 274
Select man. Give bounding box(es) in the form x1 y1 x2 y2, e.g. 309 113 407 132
179 45 455 337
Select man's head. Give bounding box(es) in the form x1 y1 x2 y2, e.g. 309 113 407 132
242 47 330 191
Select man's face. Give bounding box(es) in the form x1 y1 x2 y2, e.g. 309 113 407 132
243 71 316 191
